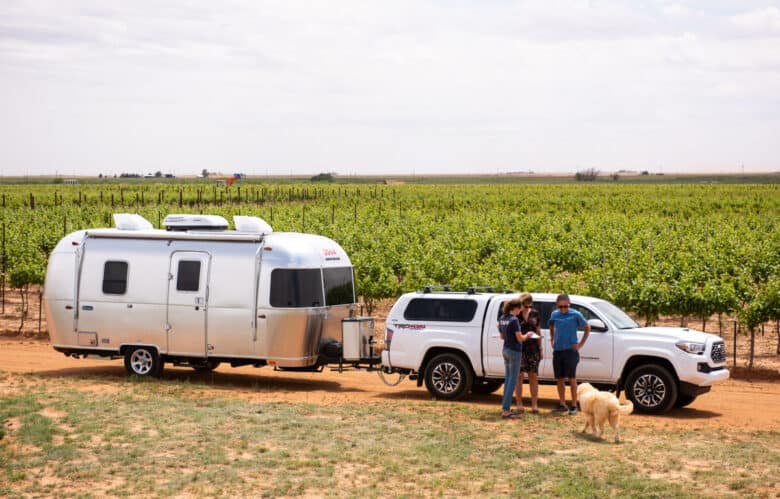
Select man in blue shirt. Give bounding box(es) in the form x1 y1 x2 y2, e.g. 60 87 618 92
549 293 590 415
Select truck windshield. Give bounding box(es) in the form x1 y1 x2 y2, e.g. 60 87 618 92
323 267 355 306
592 301 639 329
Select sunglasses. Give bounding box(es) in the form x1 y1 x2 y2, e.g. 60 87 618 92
558 304 569 309
523 303 533 307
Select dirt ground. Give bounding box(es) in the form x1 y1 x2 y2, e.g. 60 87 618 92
2 338 779 432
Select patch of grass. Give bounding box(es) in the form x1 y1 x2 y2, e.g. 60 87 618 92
1 374 779 497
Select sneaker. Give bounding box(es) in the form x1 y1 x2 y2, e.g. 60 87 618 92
568 407 578 416
554 404 569 413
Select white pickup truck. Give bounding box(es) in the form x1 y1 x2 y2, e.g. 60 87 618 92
380 289 729 413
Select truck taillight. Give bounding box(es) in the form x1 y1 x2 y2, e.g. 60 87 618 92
384 327 394 348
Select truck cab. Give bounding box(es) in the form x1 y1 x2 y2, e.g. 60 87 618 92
382 289 729 414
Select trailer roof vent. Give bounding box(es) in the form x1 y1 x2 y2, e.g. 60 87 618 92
233 216 273 234
113 213 154 231
163 214 229 232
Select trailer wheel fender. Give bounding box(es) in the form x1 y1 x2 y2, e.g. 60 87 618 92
123 346 163 378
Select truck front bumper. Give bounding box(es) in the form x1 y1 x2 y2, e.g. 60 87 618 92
680 366 730 387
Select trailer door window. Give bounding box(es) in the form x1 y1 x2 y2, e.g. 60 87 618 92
323 267 355 305
270 269 324 307
403 298 478 322
102 261 128 295
176 261 201 292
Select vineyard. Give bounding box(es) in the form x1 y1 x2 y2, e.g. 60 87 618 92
0 182 778 348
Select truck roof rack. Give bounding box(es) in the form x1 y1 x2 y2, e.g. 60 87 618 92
419 285 515 295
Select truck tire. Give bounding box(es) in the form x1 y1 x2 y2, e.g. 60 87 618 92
424 353 474 401
625 364 677 414
124 347 163 378
471 379 503 395
673 394 697 408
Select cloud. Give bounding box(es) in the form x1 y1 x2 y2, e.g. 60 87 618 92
730 6 780 37
0 1 778 175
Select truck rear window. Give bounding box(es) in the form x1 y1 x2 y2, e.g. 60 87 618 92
270 269 324 308
403 298 478 322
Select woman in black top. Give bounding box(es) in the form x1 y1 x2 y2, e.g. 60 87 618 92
516 292 542 413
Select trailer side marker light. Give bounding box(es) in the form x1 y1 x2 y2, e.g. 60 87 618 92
264 246 272 251
72 241 79 246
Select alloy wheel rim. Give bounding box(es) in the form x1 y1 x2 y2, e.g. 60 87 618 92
130 349 153 375
432 362 461 393
633 373 666 407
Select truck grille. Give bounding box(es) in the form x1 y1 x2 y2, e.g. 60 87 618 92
711 341 726 364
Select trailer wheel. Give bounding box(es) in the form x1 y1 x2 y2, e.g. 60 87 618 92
193 360 220 373
424 353 473 401
124 347 163 378
471 379 503 395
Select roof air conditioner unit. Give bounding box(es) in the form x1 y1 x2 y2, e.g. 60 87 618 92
163 214 229 232
233 216 273 234
113 214 154 231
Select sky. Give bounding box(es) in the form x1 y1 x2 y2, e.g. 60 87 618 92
1 0 779 177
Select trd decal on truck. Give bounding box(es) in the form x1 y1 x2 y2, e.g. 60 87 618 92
396 324 426 330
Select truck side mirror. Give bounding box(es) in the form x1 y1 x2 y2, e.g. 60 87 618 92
588 319 608 332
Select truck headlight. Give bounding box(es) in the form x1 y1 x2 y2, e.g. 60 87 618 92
675 341 706 355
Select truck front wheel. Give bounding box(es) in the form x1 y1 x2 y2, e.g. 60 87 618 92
625 364 677 414
424 353 473 400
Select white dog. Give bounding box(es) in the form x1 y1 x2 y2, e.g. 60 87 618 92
577 383 634 443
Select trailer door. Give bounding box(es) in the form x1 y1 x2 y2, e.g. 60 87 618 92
167 251 210 357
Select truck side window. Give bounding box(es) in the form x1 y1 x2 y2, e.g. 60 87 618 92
176 261 201 292
102 261 128 295
270 269 324 308
404 299 478 322
571 304 599 331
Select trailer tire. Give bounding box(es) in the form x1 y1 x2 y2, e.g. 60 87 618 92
424 353 473 401
124 347 163 378
471 379 503 395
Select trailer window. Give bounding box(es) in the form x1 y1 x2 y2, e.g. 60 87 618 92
323 267 355 305
270 269 324 308
102 261 128 295
403 298 478 322
176 261 201 292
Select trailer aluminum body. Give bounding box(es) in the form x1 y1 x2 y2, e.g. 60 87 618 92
43 214 378 376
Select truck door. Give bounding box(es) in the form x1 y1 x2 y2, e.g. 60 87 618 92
167 251 210 357
570 303 613 381
483 300 507 376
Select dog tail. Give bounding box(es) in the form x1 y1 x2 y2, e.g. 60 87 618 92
617 400 634 415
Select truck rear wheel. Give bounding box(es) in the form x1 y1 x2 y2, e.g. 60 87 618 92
471 379 503 395
124 347 163 378
625 364 677 414
424 353 473 400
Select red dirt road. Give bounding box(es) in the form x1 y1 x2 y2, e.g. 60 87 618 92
2 339 779 431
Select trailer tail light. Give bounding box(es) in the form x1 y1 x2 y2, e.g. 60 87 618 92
384 327 394 349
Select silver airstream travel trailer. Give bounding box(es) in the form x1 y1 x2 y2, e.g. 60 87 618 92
43 214 378 377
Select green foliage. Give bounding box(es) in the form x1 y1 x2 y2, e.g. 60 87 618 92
0 183 777 330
